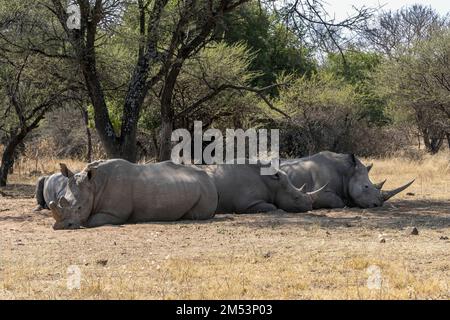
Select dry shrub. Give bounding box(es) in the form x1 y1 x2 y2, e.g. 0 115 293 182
278 120 410 158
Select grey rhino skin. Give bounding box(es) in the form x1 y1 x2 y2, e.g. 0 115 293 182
203 163 325 214
34 164 73 211
49 159 218 230
281 151 414 209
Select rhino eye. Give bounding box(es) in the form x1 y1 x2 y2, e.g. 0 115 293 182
365 185 369 189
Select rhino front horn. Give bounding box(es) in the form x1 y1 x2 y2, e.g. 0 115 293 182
382 180 415 201
307 183 328 202
374 179 387 190
299 184 307 192
49 201 62 222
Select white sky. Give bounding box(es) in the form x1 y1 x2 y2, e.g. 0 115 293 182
323 0 450 20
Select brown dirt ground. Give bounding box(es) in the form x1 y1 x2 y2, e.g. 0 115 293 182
1 181 449 300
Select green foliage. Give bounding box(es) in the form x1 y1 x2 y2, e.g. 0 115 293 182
148 41 261 131
278 72 357 114
272 71 395 157
325 50 390 126
220 2 316 90
87 98 124 135
374 28 450 153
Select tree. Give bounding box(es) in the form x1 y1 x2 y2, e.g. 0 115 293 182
265 0 377 61
0 1 77 186
271 72 359 156
0 55 74 186
45 0 250 162
376 30 450 154
363 4 448 58
220 2 316 89
325 50 389 126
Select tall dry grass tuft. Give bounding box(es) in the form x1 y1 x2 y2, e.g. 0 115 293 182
6 157 88 185
366 152 450 201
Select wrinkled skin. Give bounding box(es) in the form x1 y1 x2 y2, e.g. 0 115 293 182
203 163 325 214
34 173 68 211
50 159 218 230
281 151 414 209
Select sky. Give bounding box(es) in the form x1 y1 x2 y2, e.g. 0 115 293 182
323 0 450 20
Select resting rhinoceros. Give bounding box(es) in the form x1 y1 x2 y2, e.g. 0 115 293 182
281 151 414 209
203 162 326 214
49 159 218 230
34 164 73 211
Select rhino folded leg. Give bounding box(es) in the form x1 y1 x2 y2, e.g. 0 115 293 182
182 196 216 220
243 202 278 214
313 192 346 209
87 212 127 228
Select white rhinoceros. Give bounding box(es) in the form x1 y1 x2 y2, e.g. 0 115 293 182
203 162 326 214
49 159 218 229
281 151 414 209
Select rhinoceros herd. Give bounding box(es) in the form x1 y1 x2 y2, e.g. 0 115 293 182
33 151 414 230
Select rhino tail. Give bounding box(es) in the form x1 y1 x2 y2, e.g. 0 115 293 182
34 176 48 210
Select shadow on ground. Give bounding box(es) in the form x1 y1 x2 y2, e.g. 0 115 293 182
1 183 449 231
0 184 35 198
222 200 450 231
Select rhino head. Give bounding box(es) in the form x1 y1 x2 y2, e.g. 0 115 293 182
347 155 414 208
269 169 327 212
50 163 97 230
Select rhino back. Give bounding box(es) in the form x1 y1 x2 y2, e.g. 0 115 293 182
281 151 353 195
92 160 215 222
206 164 270 213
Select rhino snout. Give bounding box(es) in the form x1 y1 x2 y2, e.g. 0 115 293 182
52 221 81 230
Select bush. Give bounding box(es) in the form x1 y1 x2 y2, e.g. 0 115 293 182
271 72 408 158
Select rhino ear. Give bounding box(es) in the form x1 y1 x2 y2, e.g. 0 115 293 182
270 171 281 180
350 154 357 166
60 163 74 178
87 167 97 180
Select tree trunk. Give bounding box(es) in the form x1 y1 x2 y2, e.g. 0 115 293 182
80 107 92 162
422 130 444 154
159 120 173 161
158 63 183 161
80 59 120 159
0 135 22 186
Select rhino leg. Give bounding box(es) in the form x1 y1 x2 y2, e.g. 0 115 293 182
182 201 216 220
243 202 278 214
312 192 346 209
86 212 127 228
35 176 47 210
182 186 217 220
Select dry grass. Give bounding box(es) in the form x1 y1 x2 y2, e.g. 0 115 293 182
366 152 450 201
0 154 449 300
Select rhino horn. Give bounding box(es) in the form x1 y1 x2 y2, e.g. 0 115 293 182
49 201 62 222
374 179 387 190
307 183 328 202
382 180 415 201
366 163 373 173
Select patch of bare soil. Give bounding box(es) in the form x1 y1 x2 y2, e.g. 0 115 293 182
0 185 449 299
